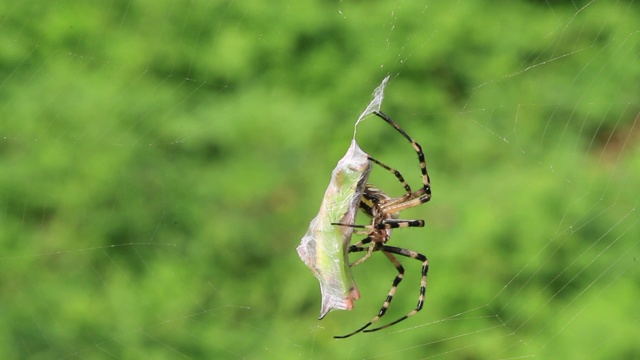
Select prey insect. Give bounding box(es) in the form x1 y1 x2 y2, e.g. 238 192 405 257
332 110 431 339
297 139 369 318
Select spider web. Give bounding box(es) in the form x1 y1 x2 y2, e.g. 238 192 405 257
1 0 639 359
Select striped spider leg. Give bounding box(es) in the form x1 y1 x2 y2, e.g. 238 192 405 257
333 111 432 339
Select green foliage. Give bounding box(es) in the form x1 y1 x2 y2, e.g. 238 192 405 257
1 0 639 358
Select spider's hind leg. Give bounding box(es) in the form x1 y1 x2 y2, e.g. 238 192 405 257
333 249 405 339
334 244 429 339
363 245 429 333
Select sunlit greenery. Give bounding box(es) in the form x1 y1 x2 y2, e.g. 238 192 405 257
1 0 639 359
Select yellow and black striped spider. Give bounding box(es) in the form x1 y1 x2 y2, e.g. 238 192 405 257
333 111 431 339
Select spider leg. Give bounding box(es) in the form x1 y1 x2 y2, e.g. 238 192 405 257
375 218 425 230
331 223 377 266
368 156 412 196
381 193 431 214
374 110 432 203
349 239 377 267
331 222 368 229
348 237 372 251
363 245 428 333
334 250 405 339
331 222 376 239
333 220 423 236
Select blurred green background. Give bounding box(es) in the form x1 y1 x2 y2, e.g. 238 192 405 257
1 0 639 359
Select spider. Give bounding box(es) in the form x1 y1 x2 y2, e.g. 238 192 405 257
332 110 431 339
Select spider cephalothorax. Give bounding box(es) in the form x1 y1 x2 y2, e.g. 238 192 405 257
332 111 432 339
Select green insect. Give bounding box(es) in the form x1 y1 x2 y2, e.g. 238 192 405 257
297 138 370 318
